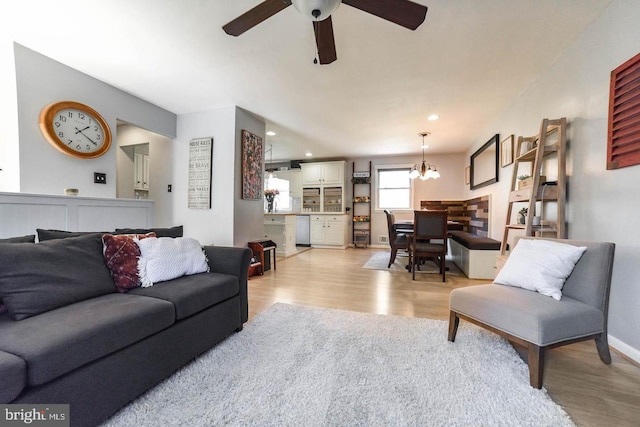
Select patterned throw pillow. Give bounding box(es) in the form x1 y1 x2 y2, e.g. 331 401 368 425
102 233 156 292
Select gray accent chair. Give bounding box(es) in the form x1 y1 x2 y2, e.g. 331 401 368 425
448 237 615 388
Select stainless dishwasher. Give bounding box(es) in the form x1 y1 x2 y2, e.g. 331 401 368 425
296 215 310 246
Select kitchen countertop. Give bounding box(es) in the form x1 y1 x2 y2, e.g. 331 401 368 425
264 213 298 216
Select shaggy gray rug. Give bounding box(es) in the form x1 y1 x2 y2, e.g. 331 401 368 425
102 303 574 427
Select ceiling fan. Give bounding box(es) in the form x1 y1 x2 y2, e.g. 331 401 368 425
223 0 428 65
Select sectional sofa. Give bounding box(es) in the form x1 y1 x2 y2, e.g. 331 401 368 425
0 229 251 426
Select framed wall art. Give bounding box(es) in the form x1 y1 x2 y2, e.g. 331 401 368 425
188 137 213 209
500 134 514 168
470 133 499 190
241 129 264 200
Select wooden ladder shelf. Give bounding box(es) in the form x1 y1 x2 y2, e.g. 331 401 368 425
500 118 567 255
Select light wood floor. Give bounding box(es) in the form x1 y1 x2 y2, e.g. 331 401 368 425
247 247 640 427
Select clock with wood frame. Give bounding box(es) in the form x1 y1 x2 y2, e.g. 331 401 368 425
39 101 112 159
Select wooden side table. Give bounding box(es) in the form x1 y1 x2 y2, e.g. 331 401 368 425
248 240 277 272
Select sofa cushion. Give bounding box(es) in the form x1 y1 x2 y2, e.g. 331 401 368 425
0 235 35 243
36 229 104 241
0 236 34 315
0 293 175 386
0 234 116 320
137 237 209 287
0 349 26 402
129 272 238 320
448 231 501 250
449 284 604 346
115 225 183 238
102 232 156 293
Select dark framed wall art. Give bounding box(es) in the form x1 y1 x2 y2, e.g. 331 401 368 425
241 130 264 200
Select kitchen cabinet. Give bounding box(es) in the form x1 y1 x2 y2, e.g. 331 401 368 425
134 153 149 190
276 169 302 198
310 215 348 247
302 186 343 213
301 161 345 213
301 161 344 185
289 169 302 197
264 214 297 257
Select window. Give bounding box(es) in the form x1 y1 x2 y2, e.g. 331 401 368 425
376 167 412 210
608 51 640 170
264 177 290 211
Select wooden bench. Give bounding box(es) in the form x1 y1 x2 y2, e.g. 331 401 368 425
448 230 502 280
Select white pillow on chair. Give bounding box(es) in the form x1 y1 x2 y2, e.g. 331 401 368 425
494 239 587 300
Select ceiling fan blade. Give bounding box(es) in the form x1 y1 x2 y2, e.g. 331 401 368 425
342 0 427 30
313 17 337 65
223 0 292 36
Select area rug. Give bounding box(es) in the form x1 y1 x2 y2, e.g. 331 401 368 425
363 251 459 275
102 303 574 427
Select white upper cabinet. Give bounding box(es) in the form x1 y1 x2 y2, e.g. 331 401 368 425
301 161 345 185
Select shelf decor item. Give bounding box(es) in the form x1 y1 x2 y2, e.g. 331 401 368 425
518 208 528 224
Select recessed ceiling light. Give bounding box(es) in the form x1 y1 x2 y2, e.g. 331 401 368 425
266 131 276 136
422 144 429 149
305 152 313 157
427 114 440 121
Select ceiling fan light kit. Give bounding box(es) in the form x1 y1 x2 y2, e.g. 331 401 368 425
291 0 341 21
223 0 428 65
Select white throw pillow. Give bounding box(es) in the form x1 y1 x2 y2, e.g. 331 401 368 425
136 237 209 287
493 239 587 300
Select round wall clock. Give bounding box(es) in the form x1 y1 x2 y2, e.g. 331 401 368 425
39 101 112 159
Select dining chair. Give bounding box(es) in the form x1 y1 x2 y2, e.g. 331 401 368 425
410 210 448 281
384 210 409 268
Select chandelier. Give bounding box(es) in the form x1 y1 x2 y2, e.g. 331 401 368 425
409 132 440 180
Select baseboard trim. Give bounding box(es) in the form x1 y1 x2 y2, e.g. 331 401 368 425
608 334 640 365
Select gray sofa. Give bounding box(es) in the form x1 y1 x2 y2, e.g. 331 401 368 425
0 232 251 426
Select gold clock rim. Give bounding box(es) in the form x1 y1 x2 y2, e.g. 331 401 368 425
39 100 112 159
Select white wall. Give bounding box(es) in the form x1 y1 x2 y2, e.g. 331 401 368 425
463 0 640 360
116 123 174 227
348 153 466 246
174 107 237 246
234 107 267 247
0 40 20 192
12 44 176 198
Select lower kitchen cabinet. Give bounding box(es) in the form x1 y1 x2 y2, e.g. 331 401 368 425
310 215 348 247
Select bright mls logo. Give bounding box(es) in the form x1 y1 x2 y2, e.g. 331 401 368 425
0 405 69 427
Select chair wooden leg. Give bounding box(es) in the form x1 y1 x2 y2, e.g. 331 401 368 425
527 344 545 389
388 248 397 268
595 333 612 364
440 256 446 282
447 311 459 342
